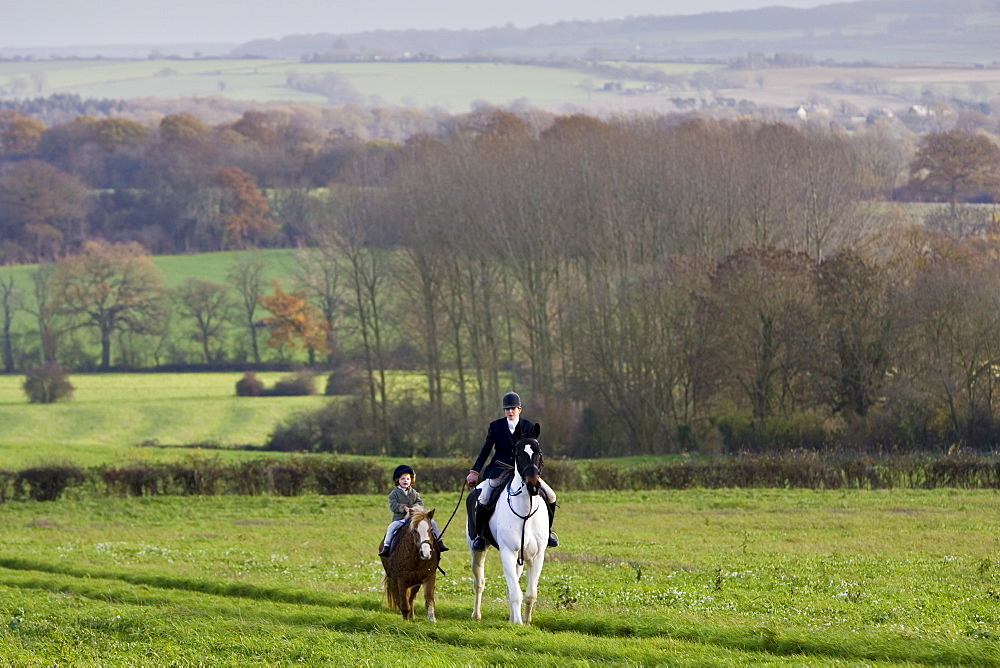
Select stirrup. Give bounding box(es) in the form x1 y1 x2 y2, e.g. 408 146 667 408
547 532 559 548
471 535 487 551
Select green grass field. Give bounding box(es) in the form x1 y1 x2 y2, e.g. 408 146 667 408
1 489 998 664
0 372 330 467
0 58 654 111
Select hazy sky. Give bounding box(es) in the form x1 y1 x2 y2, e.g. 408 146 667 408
3 0 846 48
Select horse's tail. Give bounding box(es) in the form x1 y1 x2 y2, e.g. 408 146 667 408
384 574 400 610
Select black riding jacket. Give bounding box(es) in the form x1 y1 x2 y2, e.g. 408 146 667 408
472 417 535 479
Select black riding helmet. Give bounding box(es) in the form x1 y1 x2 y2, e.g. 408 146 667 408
392 464 415 482
502 391 521 409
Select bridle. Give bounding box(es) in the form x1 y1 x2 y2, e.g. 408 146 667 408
506 440 543 565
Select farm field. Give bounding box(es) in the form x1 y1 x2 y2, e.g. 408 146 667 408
0 58 647 112
1 489 999 664
5 56 1000 115
0 372 330 468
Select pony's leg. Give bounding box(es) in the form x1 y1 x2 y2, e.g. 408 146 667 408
398 581 413 620
523 552 546 624
499 547 525 624
425 574 436 622
470 547 486 621
406 584 421 621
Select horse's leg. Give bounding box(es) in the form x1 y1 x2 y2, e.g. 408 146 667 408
397 581 413 620
470 547 486 621
407 584 421 621
499 547 525 624
424 574 436 622
523 551 545 624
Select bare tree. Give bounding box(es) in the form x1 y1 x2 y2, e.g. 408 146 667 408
0 273 22 372
51 240 168 370
814 250 895 417
700 248 820 419
227 251 267 363
173 278 237 363
331 182 393 446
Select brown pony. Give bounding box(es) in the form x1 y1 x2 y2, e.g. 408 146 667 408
380 507 439 621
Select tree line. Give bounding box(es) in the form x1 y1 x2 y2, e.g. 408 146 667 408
4 105 1000 456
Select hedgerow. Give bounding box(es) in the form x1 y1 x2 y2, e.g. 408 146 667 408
4 453 1000 502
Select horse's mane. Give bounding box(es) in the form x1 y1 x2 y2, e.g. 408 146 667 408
408 507 431 525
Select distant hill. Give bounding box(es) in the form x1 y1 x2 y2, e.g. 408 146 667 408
237 0 1000 65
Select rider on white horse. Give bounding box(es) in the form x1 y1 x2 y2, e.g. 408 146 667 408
465 392 558 550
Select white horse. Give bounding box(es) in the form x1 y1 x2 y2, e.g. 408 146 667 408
470 423 550 624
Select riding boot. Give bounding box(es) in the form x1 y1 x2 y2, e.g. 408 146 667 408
378 544 390 557
471 503 489 551
546 501 559 548
436 537 449 552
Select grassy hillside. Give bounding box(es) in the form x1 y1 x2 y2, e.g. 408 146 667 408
0 59 653 112
0 372 330 467
5 54 1000 118
1 489 998 663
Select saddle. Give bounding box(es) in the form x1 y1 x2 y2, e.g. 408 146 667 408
466 470 514 549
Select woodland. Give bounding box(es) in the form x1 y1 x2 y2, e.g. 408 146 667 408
2 92 1000 459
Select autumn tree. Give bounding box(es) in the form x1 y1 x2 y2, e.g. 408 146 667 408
172 278 237 363
0 110 46 155
50 240 168 370
159 112 210 144
213 166 277 250
0 160 90 261
908 129 1000 216
90 118 151 152
257 280 330 360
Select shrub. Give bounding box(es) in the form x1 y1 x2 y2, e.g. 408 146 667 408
268 370 316 396
324 363 365 396
265 398 370 454
266 462 309 496
235 371 265 396
169 457 226 495
15 465 85 501
312 459 383 495
102 465 163 496
22 363 74 404
716 411 829 453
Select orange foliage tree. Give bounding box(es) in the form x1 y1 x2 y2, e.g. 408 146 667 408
257 281 330 358
213 166 277 249
0 110 46 154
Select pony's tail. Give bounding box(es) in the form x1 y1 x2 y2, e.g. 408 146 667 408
384 575 401 610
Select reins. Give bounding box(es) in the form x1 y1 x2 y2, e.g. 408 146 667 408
506 471 539 567
437 480 467 538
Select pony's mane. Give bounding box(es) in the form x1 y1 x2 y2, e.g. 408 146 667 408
408 507 431 525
